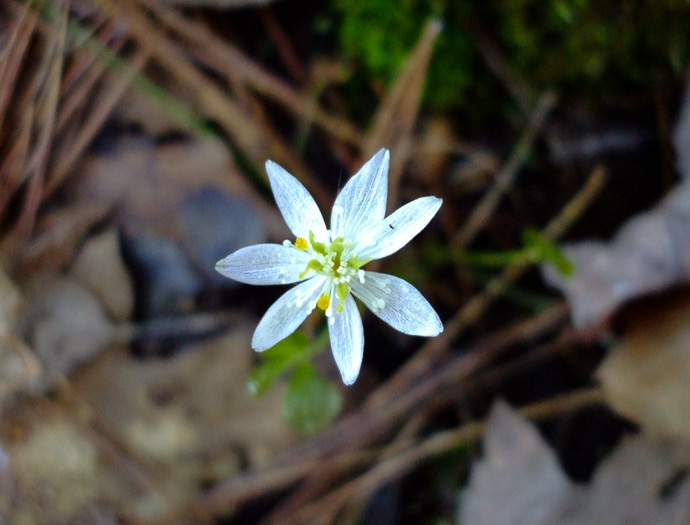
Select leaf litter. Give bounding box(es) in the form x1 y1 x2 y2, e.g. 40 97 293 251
1 0 689 523
459 401 690 525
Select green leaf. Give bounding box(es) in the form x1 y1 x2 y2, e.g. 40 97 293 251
522 228 575 276
247 332 311 397
284 363 343 435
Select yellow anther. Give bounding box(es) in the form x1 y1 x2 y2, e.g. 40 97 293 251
317 294 331 311
295 237 308 250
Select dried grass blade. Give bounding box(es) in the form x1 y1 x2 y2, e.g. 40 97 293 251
135 0 363 148
0 2 39 137
0 104 33 222
56 22 126 131
362 19 442 203
13 0 68 237
92 0 308 187
50 47 150 192
452 91 557 249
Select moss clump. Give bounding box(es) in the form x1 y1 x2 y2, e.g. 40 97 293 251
336 0 690 115
337 0 477 112
498 0 690 92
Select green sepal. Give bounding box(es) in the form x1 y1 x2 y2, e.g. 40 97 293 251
336 282 350 312
350 256 371 269
299 259 324 279
309 230 327 255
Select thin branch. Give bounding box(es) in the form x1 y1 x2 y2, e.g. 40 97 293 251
276 388 604 525
452 91 557 249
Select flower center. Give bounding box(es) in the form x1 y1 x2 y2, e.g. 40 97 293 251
289 230 370 313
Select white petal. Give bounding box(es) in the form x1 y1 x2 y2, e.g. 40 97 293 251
331 149 389 239
266 160 328 240
358 196 442 260
351 271 443 336
252 276 327 351
216 244 312 285
328 293 364 385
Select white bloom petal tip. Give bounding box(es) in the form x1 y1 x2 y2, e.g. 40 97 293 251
265 160 327 240
329 294 363 386
215 244 312 286
332 149 390 239
342 373 357 386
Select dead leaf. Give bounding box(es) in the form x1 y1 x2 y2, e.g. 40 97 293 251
458 401 690 525
597 289 690 440
543 69 690 328
20 135 282 272
458 400 573 525
20 274 117 387
71 229 134 323
542 182 690 327
71 327 299 488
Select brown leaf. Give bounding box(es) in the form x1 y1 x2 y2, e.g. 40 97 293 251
71 327 298 482
597 289 690 439
542 182 690 327
71 229 134 323
459 401 690 525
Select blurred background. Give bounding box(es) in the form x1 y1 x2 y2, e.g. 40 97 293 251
1 0 690 523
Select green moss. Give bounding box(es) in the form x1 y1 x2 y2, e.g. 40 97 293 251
336 0 477 113
335 0 690 115
497 0 690 93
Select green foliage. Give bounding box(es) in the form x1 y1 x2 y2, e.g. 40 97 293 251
248 330 341 434
247 331 312 397
336 0 476 112
497 0 690 92
284 363 343 435
521 228 574 277
336 0 690 113
424 228 573 277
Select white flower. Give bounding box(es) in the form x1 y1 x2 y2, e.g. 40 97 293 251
216 149 443 385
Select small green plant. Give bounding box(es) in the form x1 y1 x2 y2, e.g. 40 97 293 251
248 330 344 435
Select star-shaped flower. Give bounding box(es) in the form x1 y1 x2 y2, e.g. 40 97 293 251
216 149 443 385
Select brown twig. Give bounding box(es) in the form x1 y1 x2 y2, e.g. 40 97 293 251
362 19 443 208
200 301 568 518
258 6 306 84
464 18 534 113
133 0 363 148
12 0 67 238
274 387 604 525
55 20 125 132
452 91 557 249
92 0 332 207
49 47 150 192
